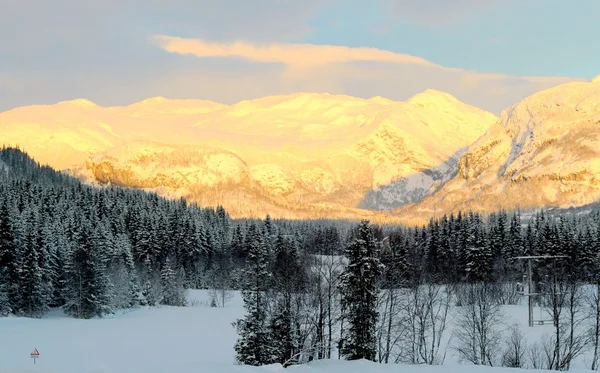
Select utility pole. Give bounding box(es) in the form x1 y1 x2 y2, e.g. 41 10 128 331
528 258 533 327
513 255 568 327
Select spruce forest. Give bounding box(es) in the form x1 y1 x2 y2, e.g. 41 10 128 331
2 147 600 369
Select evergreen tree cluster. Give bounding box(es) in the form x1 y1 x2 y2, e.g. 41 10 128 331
0 148 345 321
0 148 229 317
380 210 600 287
233 218 381 366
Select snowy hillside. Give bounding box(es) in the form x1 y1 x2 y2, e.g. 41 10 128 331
399 76 600 219
1 289 598 373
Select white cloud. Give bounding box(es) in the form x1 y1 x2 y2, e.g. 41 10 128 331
149 36 581 113
152 35 437 67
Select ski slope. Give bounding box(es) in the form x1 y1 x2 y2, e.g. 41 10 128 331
0 290 595 373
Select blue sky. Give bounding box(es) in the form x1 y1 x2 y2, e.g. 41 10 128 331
306 0 599 78
0 0 597 113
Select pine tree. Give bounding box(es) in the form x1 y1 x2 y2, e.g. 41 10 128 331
338 220 383 361
270 299 298 367
64 223 112 319
38 221 56 308
465 215 492 282
141 256 160 306
49 236 68 308
269 233 305 365
489 210 508 278
234 223 275 366
109 233 142 309
121 234 143 307
381 232 410 287
0 200 20 313
0 267 12 316
231 224 246 263
426 218 440 278
160 256 186 306
19 209 47 317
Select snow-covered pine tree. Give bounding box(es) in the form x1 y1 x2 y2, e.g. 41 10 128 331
234 223 275 366
38 221 57 308
0 266 12 316
49 232 68 308
230 224 246 262
141 256 161 306
465 215 492 283
109 233 142 309
488 211 508 277
0 200 20 313
183 219 209 287
270 300 298 367
338 220 383 362
381 232 410 287
19 208 47 318
579 226 597 281
64 222 113 319
263 214 276 254
269 233 306 365
160 256 186 306
425 218 440 278
506 212 523 273
122 234 144 307
208 230 234 307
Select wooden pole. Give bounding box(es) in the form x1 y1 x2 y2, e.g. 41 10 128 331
528 258 534 327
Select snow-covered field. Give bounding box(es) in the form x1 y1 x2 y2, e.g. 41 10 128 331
0 290 595 373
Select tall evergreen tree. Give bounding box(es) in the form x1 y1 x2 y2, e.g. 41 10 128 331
0 266 11 316
339 220 383 361
64 224 112 319
465 215 492 282
18 208 47 317
269 233 306 365
234 223 275 366
0 200 20 313
160 256 186 306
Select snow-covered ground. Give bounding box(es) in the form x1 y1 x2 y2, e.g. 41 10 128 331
0 290 595 373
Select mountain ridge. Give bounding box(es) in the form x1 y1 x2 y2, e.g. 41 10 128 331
0 90 496 223
396 78 600 220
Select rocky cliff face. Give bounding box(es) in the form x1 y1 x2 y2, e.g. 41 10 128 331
0 91 495 222
398 78 600 220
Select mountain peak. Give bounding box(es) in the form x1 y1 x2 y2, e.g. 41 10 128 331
57 98 98 108
407 89 460 106
398 77 600 220
368 96 394 105
133 96 169 105
592 74 600 83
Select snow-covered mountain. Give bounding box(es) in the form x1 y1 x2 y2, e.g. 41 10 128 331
0 91 495 221
398 76 600 220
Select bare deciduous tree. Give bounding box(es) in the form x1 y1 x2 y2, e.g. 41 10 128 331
541 278 588 370
209 287 233 308
501 323 527 368
397 281 452 365
453 282 503 366
528 339 547 369
315 254 344 359
376 287 404 363
587 257 600 371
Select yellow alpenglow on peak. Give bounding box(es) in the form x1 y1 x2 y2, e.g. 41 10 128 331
399 78 600 221
57 98 98 108
0 90 497 223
